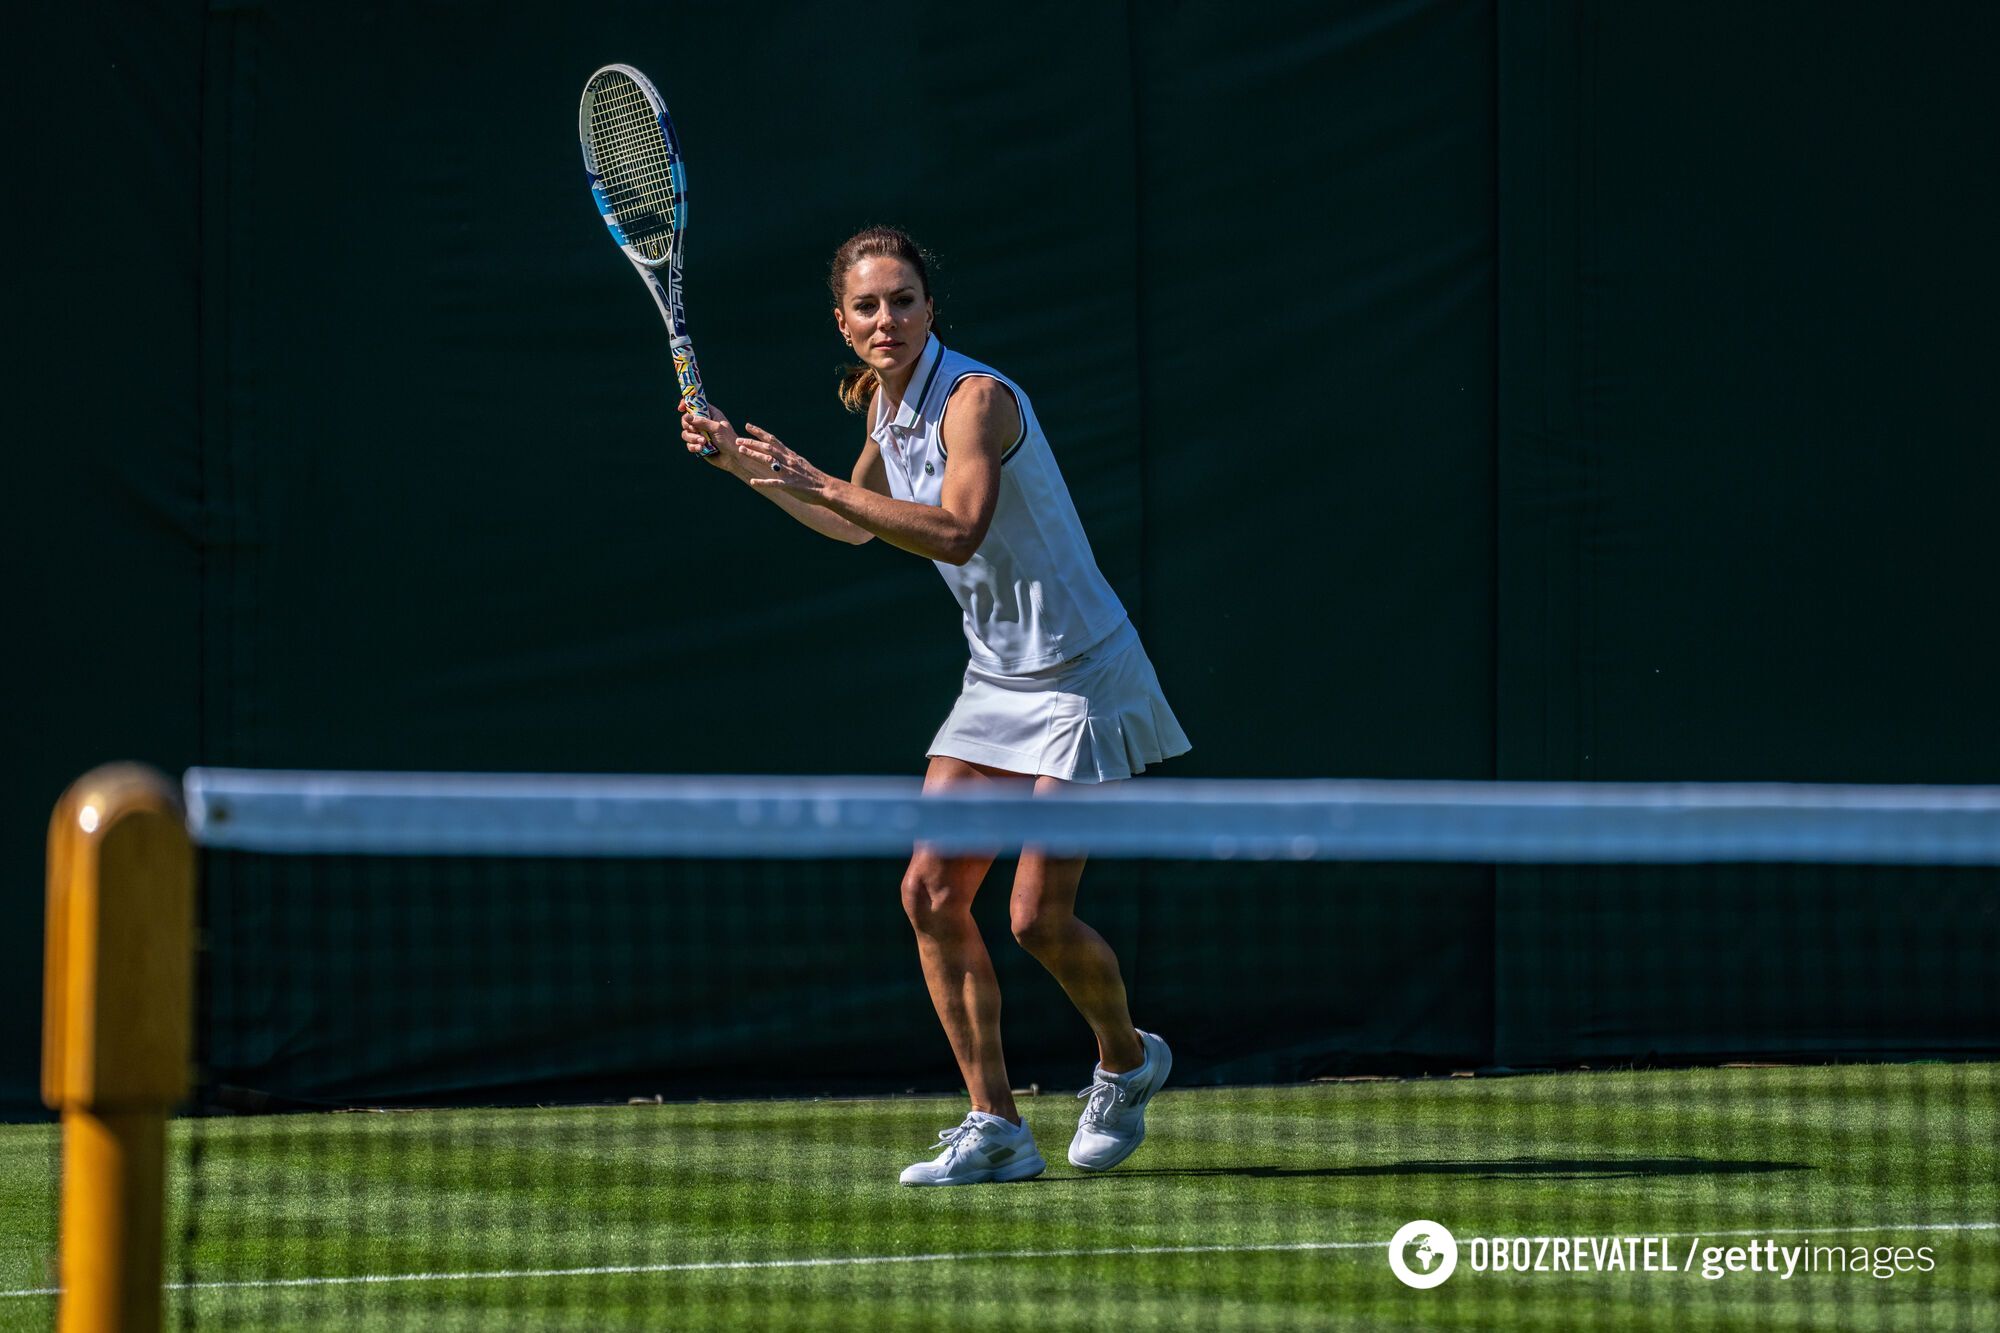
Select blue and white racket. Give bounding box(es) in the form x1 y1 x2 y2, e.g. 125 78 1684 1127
579 64 717 456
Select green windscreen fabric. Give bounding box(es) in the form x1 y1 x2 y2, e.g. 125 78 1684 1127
1497 1 2000 784
1126 0 1499 1072
197 851 1495 1109
1133 0 1498 782
1493 2 2000 1062
2 4 205 1119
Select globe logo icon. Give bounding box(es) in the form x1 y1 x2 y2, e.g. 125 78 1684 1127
1387 1220 1459 1289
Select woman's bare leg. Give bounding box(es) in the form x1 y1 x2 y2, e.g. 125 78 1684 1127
902 756 1013 1120
1009 775 1145 1073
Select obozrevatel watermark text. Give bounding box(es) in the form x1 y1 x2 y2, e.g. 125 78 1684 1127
1390 1222 1938 1288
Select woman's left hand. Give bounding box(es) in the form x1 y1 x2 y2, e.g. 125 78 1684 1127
736 424 835 505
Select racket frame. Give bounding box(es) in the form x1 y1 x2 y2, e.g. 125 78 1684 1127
580 63 717 456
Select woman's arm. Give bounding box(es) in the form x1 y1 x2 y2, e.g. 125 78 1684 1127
680 408 875 545
722 378 1016 566
851 436 891 497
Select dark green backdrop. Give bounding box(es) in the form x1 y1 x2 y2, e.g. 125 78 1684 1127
7 1 1996 1116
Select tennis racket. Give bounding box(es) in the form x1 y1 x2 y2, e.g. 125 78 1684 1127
578 64 717 457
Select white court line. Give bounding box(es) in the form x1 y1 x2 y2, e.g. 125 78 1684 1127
3 1221 1995 1299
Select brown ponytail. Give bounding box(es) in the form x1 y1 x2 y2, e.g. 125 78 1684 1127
837 364 877 415
829 225 936 414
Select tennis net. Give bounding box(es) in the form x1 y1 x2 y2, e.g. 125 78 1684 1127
144 772 2000 1328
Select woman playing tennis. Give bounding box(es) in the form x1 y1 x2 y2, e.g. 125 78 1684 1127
681 226 1190 1186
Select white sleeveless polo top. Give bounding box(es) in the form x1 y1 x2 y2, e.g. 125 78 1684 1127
870 337 1128 673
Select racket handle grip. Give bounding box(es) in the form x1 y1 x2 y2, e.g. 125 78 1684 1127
671 336 719 458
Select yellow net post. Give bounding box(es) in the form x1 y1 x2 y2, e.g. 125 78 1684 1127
42 765 193 1333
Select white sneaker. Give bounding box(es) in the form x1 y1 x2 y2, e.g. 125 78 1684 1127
1068 1030 1172 1172
898 1112 1047 1187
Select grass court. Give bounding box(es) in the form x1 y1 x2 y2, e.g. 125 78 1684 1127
1 1064 1993 1330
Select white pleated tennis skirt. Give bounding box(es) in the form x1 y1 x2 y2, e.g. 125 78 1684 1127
927 620 1192 783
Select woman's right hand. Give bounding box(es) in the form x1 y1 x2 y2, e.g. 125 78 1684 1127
681 407 747 472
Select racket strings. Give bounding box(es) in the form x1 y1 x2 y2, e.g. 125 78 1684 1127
587 75 680 260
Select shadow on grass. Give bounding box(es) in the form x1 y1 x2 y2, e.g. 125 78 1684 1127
1043 1156 1812 1183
